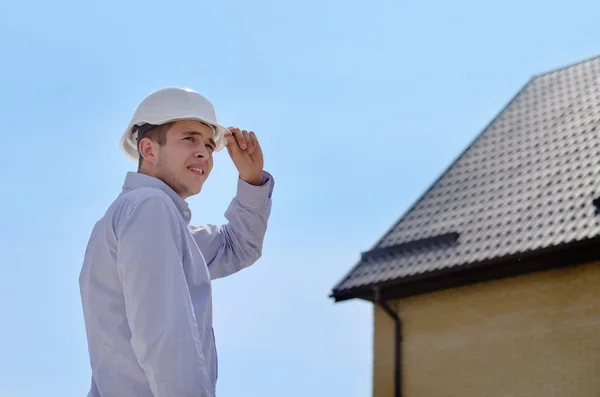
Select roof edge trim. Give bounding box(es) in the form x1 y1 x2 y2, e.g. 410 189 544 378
331 236 600 302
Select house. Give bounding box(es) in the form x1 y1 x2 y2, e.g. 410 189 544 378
330 56 600 397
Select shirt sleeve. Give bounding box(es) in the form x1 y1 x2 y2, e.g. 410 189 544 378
188 171 274 280
116 196 213 397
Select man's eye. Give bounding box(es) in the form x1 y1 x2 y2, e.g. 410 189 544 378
206 144 214 152
184 137 194 141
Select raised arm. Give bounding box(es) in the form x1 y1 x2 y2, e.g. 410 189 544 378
116 197 213 397
191 127 274 280
189 171 274 280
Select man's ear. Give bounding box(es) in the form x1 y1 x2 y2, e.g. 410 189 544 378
138 137 157 165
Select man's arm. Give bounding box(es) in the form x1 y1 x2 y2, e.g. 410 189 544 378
189 171 274 280
116 197 213 397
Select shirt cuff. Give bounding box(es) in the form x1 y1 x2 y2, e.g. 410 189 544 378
236 171 274 209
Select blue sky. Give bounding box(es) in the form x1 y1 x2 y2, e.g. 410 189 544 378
1 0 600 395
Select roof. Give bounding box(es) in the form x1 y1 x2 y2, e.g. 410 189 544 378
331 55 600 302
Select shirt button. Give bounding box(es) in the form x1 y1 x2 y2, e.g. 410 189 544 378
184 210 190 217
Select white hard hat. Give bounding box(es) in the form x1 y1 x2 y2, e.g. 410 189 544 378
120 86 228 161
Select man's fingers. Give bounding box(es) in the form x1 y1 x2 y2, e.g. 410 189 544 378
242 130 254 153
226 127 243 150
249 131 261 154
226 127 260 156
225 133 241 156
232 128 247 150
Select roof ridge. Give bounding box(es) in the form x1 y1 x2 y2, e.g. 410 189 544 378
532 54 600 79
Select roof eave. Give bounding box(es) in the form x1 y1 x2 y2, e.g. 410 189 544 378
330 236 600 303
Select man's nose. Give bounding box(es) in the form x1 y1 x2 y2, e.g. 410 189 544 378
194 147 209 158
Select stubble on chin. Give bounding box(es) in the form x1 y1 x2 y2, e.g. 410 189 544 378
155 168 190 198
154 156 192 198
165 175 192 198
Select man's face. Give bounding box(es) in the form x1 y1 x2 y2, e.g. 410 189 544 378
144 120 216 199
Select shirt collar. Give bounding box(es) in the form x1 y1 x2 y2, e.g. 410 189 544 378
122 171 192 223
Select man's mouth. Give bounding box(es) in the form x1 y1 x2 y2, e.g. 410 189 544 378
188 166 205 176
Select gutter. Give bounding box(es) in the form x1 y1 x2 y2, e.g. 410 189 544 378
374 287 402 397
332 236 600 303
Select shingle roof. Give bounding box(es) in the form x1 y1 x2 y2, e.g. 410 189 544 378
332 56 600 301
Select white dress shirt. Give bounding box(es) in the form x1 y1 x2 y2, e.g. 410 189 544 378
79 171 274 396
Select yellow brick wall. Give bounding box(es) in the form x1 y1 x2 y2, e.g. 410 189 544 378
373 261 600 397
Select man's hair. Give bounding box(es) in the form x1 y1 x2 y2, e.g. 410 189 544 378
136 122 175 169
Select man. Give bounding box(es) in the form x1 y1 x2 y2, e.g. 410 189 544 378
79 87 274 397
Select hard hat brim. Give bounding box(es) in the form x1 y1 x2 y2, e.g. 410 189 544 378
120 116 229 162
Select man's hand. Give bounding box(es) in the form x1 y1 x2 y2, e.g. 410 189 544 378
225 127 264 186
